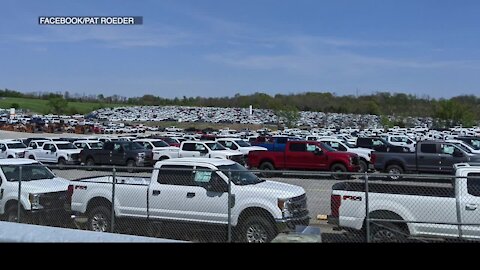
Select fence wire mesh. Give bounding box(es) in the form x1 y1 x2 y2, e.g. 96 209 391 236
1 162 480 243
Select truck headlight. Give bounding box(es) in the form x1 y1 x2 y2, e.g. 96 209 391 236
138 153 145 158
278 198 293 218
29 193 42 210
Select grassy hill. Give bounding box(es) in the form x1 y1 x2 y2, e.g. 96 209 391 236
0 97 124 115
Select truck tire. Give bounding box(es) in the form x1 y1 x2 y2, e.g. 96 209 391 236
86 158 95 171
88 205 111 232
259 162 275 178
126 159 136 173
58 157 66 170
4 205 33 224
331 163 347 180
359 160 368 173
239 215 276 243
386 165 403 181
370 222 407 242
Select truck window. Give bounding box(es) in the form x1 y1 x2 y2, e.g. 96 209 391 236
195 143 207 151
157 165 194 186
420 144 437 153
104 142 114 151
467 173 480 197
277 137 288 144
441 144 455 155
182 143 196 151
289 143 306 152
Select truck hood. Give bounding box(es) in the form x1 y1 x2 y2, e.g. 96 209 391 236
213 150 243 156
15 177 70 194
350 147 372 156
241 146 267 152
152 146 179 152
237 180 305 199
8 149 27 153
61 149 82 155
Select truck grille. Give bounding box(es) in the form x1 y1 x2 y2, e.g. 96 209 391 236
70 153 80 160
39 191 67 210
230 155 245 165
289 193 308 218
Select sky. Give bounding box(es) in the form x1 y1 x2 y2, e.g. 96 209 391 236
1 0 480 99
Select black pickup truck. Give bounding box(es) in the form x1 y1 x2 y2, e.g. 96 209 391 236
80 141 153 172
372 140 480 180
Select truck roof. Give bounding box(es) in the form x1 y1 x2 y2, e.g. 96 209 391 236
0 159 40 166
156 157 236 167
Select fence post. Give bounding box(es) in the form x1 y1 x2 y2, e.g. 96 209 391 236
227 170 232 243
111 166 116 233
365 171 370 243
17 165 23 223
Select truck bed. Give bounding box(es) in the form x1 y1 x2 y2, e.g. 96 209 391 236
332 181 454 198
74 175 151 186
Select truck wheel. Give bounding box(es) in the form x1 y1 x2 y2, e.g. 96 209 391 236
359 160 368 173
126 159 136 173
4 205 33 224
88 206 111 232
331 164 347 180
58 158 66 170
86 158 95 171
386 165 403 181
259 162 275 178
239 215 276 243
371 223 407 243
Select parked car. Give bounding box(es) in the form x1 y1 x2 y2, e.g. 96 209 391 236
179 141 244 165
133 139 180 161
25 141 81 166
67 158 310 242
73 140 104 150
328 163 480 242
0 140 27 159
372 140 480 180
0 159 70 224
247 140 361 179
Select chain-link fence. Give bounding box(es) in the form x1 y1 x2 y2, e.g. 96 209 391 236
1 162 480 243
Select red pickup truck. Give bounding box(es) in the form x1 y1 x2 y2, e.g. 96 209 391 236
247 141 361 178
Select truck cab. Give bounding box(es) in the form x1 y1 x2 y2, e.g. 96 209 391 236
179 141 244 164
0 140 27 159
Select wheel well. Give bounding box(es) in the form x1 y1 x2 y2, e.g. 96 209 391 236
86 156 94 161
359 157 368 163
385 161 404 172
330 162 347 170
238 207 275 226
259 159 274 168
126 158 135 164
159 156 169 160
4 200 23 211
365 210 409 235
86 197 112 213
58 157 66 161
7 155 13 158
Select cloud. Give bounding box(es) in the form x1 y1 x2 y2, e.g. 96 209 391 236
11 24 195 48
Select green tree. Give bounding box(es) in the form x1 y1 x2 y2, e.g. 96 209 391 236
48 96 68 114
10 103 19 109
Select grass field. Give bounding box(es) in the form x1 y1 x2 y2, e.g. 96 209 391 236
0 97 125 114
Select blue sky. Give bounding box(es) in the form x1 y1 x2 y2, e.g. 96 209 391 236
1 0 480 98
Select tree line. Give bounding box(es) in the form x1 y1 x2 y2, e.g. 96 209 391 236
1 89 478 126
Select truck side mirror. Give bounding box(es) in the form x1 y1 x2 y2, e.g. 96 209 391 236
314 148 323 155
51 148 56 152
206 178 228 193
453 149 464 158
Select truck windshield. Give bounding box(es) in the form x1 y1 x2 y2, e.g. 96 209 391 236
235 140 251 147
56 143 77 150
152 141 170 147
89 142 103 149
7 143 27 149
1 165 55 182
320 142 336 152
206 142 227 151
218 163 265 185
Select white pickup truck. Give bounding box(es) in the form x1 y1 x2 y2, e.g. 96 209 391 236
68 158 310 242
319 138 373 172
133 139 180 161
179 141 245 165
328 163 480 242
0 140 28 159
25 141 82 166
0 159 70 223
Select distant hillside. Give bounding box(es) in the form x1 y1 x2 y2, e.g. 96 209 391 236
1 88 478 126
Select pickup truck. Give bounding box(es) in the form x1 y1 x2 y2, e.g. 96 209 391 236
80 141 153 172
250 136 289 152
178 141 244 165
372 140 480 180
133 139 180 161
0 140 27 159
67 158 310 243
356 137 410 153
328 163 480 242
25 141 82 166
0 159 70 224
247 141 361 178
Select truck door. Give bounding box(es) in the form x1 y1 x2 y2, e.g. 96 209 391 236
179 142 197 158
417 143 441 173
439 144 467 173
459 172 480 239
148 165 196 221
101 142 114 165
0 144 6 158
111 143 125 165
285 142 310 169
